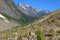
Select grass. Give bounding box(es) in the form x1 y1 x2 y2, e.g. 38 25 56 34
57 22 60 27
56 30 60 34
35 29 45 40
49 28 55 36
1 13 17 21
1 12 36 25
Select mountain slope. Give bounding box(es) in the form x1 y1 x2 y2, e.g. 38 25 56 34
0 0 38 25
0 9 60 40
0 0 37 31
29 9 60 40
0 0 60 40
0 0 33 21
0 0 49 31
0 12 19 31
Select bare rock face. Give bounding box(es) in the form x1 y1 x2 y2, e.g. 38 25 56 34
0 0 22 19
0 0 20 31
0 0 34 31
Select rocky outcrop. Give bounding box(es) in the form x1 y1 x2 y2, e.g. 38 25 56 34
0 0 35 24
0 0 21 31
0 0 25 19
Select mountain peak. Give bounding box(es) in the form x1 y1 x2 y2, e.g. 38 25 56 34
18 2 48 17
18 2 30 9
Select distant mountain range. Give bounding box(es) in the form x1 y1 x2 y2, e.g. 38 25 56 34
0 0 60 40
0 0 49 25
18 2 49 17
0 0 59 31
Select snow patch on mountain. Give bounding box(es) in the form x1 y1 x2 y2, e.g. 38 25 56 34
18 2 49 17
0 14 9 23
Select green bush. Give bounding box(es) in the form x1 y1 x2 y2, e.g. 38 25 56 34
35 29 45 40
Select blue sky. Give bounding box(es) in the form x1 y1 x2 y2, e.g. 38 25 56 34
13 0 60 11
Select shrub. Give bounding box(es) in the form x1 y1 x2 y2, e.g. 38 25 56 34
35 29 45 40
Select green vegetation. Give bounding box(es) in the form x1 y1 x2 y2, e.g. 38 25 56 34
0 0 38 24
58 38 60 40
57 22 60 27
23 31 28 37
1 13 17 21
35 29 45 40
56 30 60 34
1 13 36 25
49 28 55 36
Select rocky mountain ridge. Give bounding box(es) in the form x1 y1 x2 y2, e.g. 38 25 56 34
18 2 49 17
